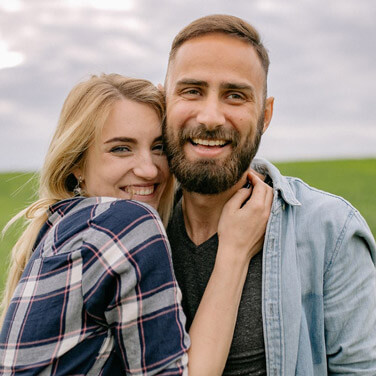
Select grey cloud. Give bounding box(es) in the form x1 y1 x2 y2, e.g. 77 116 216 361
0 0 375 170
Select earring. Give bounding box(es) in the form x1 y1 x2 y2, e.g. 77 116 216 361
73 176 83 196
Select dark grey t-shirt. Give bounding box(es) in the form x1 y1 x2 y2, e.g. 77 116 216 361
167 200 266 375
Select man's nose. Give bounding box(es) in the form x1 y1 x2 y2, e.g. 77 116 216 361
196 95 225 128
133 153 158 180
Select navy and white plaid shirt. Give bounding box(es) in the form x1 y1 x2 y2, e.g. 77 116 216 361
0 197 189 375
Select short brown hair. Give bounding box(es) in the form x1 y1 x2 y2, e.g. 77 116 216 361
168 14 270 76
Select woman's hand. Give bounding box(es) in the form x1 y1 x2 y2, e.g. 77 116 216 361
217 170 273 262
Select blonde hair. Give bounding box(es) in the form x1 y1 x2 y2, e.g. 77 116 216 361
0 74 175 325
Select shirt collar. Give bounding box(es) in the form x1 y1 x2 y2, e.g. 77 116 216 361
251 157 302 207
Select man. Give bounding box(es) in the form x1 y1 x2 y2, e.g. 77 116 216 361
162 14 376 375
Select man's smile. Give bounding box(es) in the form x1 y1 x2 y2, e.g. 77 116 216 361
191 138 229 147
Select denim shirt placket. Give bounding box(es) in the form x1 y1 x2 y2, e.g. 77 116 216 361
262 193 285 376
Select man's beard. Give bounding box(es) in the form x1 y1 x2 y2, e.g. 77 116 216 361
163 115 264 195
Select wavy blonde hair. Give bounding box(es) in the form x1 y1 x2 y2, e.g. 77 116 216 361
0 74 175 325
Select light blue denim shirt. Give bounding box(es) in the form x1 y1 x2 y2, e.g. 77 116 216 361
252 158 376 375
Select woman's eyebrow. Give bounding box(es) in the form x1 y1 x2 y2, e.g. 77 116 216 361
154 136 163 142
104 136 163 144
104 137 135 144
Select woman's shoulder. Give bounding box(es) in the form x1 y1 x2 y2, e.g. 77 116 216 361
52 197 163 234
37 197 164 257
50 197 160 221
90 198 164 237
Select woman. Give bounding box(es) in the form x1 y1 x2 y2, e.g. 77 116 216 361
0 74 272 375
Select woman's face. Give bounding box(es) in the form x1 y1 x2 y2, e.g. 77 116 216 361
77 99 170 210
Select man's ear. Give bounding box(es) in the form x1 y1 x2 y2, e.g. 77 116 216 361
262 96 274 134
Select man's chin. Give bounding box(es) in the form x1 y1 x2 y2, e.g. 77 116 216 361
174 162 242 195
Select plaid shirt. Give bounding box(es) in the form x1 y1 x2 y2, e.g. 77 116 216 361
0 197 189 375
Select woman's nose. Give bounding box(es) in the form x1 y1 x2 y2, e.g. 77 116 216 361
133 153 159 180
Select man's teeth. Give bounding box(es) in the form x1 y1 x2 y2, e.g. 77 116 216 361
125 186 155 195
191 138 227 146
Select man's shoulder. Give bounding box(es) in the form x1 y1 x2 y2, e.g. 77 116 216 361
253 158 374 247
278 172 365 240
279 174 375 262
285 175 355 213
252 158 357 215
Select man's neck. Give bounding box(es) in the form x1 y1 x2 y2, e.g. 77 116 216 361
181 173 248 246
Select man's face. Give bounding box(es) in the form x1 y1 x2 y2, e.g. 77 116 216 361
164 33 273 194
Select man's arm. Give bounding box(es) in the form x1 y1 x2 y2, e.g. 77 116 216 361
324 209 376 374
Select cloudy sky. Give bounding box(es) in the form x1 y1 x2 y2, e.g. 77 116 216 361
0 0 375 171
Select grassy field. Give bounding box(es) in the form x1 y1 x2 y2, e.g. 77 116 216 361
0 172 38 290
0 159 375 291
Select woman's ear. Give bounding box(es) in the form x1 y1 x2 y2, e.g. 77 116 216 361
72 169 83 181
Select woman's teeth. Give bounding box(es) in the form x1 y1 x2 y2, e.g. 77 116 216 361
124 186 155 195
191 138 227 146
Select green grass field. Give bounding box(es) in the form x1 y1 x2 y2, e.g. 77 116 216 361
1 159 375 291
0 172 38 290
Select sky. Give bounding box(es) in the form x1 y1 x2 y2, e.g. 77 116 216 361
0 0 375 171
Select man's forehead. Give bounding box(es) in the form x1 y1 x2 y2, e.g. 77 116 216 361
171 33 254 62
166 33 265 91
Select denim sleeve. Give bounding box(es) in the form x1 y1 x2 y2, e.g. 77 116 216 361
324 209 376 374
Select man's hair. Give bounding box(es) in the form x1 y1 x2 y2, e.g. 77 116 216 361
168 14 270 76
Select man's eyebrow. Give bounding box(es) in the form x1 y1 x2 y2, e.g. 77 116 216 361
176 80 255 94
176 79 208 87
221 82 256 101
220 82 255 92
104 136 163 144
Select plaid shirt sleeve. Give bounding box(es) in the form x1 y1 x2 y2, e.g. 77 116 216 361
0 198 189 375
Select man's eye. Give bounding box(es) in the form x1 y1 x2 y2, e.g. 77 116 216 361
110 145 131 153
182 88 201 96
152 143 164 155
227 92 245 101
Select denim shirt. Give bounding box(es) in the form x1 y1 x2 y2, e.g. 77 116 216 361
252 158 376 376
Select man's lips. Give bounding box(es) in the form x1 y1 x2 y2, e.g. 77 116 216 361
121 184 157 196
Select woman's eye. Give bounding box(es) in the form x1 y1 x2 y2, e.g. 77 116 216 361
152 143 164 155
110 145 131 153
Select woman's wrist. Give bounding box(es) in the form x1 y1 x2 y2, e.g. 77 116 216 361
216 242 255 265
